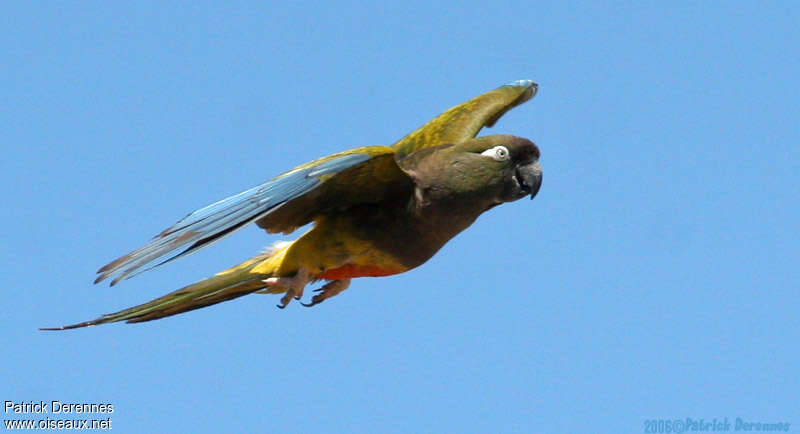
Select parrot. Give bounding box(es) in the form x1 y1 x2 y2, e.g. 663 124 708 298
42 79 541 330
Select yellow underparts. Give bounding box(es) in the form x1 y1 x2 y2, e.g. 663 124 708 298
219 216 407 294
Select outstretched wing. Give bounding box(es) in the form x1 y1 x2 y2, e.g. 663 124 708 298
392 80 537 159
95 146 409 286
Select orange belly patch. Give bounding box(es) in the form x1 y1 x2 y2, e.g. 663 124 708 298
319 264 404 280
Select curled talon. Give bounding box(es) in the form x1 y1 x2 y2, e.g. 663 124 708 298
279 292 296 308
301 279 351 308
300 293 326 307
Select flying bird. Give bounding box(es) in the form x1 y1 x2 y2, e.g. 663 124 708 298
43 80 541 329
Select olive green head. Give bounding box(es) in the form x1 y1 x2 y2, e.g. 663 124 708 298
401 134 542 208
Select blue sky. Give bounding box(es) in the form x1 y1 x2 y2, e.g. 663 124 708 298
3 2 798 433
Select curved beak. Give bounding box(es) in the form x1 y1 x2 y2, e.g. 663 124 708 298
516 161 542 199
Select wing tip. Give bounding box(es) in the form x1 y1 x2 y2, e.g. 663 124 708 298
503 79 538 102
505 79 537 90
480 79 537 128
93 271 121 286
97 255 127 274
95 252 135 284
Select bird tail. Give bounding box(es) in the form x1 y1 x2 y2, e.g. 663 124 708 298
41 242 296 330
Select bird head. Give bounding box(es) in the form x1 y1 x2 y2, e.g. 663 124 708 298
402 134 542 208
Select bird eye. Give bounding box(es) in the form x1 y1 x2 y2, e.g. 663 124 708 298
480 146 510 162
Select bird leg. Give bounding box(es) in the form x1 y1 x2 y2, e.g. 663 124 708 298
301 279 351 307
260 267 313 309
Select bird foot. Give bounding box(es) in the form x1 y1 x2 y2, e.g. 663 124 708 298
259 267 313 308
301 279 351 307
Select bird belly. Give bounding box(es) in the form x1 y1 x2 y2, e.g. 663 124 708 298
254 215 410 280
319 263 404 280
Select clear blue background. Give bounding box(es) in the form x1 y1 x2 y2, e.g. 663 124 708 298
3 2 798 433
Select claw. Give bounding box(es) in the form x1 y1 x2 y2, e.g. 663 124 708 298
301 279 351 308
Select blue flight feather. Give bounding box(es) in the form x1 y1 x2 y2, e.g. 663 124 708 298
96 152 373 285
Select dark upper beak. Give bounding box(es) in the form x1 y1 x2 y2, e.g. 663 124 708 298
516 161 542 199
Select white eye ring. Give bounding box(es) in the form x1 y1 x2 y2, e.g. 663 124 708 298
481 145 510 162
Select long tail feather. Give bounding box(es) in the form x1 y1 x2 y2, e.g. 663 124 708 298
43 254 273 330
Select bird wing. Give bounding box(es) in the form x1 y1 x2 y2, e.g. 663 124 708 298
391 80 537 159
96 146 410 285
